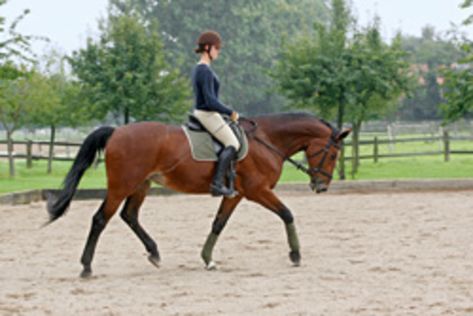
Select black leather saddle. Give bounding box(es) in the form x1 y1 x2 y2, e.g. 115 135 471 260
186 114 208 132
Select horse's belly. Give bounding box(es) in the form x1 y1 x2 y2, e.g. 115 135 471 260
148 173 166 186
147 172 210 194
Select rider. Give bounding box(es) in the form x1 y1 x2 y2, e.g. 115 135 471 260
191 30 241 197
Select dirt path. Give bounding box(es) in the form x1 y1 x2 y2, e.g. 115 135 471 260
1 191 473 315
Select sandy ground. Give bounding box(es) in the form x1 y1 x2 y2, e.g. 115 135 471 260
1 191 473 316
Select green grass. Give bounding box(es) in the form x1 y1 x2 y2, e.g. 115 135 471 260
0 160 106 194
2 154 473 195
279 135 473 181
347 156 473 180
280 156 473 182
2 133 473 194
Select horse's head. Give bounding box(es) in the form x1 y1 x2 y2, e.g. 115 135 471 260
305 127 351 193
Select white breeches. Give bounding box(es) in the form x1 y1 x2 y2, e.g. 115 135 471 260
193 109 241 150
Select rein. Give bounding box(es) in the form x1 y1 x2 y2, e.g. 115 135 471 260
240 117 339 180
253 135 311 173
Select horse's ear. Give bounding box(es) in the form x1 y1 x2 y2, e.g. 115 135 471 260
336 128 351 141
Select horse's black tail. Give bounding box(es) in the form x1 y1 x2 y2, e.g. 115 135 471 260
47 126 115 223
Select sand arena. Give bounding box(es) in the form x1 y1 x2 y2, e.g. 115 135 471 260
1 191 473 315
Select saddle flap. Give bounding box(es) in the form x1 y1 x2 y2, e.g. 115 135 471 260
182 125 249 162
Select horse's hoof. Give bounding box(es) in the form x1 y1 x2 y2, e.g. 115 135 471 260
205 261 217 271
148 255 161 268
80 268 92 278
289 250 301 267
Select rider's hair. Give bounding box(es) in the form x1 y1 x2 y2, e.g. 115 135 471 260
194 30 222 54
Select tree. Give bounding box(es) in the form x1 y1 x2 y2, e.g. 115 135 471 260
30 52 92 173
69 11 190 125
397 26 463 121
442 61 473 122
274 0 352 178
0 66 43 177
348 27 410 175
274 1 411 178
0 0 47 63
0 63 23 178
461 0 473 24
0 1 44 177
399 69 445 120
440 1 473 122
110 0 329 115
401 26 463 68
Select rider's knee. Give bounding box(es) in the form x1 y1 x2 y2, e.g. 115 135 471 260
229 139 240 151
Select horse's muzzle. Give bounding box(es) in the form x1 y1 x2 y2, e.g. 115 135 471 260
310 178 328 194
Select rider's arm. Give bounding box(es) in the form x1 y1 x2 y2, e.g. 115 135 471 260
199 67 234 116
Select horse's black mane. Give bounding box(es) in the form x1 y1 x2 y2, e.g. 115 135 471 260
251 112 338 135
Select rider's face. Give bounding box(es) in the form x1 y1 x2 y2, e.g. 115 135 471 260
209 45 220 60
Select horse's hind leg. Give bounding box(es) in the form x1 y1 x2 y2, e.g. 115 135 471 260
80 194 124 278
119 180 160 268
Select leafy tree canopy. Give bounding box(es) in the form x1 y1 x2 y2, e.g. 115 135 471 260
109 0 329 115
69 10 190 125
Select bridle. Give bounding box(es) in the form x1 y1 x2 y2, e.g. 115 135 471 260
242 118 340 181
303 131 340 181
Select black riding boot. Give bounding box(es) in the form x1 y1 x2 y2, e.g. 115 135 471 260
210 146 237 197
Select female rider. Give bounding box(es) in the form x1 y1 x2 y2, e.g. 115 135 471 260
191 30 240 197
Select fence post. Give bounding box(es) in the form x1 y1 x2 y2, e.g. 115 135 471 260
373 136 379 163
387 124 395 152
26 140 33 168
443 131 450 162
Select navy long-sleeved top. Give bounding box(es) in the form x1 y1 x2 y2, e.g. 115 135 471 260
191 63 233 116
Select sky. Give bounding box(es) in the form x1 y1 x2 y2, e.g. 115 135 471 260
2 0 108 56
353 0 472 40
1 0 472 57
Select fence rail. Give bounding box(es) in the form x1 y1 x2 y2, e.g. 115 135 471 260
0 140 82 166
0 154 76 162
343 132 473 162
0 140 82 146
345 136 473 146
1 132 473 168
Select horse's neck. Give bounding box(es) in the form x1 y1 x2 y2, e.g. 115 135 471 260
259 119 325 158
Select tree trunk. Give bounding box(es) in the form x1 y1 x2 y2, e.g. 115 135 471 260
124 107 130 125
337 100 346 180
6 130 15 178
337 101 344 130
47 124 56 174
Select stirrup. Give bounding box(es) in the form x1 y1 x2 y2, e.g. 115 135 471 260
210 183 236 198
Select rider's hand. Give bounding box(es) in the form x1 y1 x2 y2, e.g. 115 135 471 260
231 111 239 122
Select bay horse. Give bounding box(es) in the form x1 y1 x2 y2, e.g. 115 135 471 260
47 112 350 278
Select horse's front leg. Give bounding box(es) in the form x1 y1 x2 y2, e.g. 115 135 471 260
248 189 301 266
201 195 243 270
